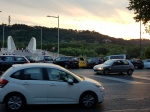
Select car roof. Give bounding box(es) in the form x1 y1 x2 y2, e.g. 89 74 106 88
0 55 24 57
11 63 64 70
109 59 127 60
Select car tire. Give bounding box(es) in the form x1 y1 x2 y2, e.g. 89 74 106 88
5 93 25 111
127 69 133 75
103 69 109 75
79 92 97 108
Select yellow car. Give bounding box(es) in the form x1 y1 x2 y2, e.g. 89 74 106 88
78 57 87 68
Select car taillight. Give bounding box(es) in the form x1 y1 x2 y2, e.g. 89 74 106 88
0 78 8 88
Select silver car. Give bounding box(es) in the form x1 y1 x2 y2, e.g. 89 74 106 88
93 59 134 75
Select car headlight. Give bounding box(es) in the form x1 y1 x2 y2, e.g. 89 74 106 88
94 84 104 90
98 67 103 70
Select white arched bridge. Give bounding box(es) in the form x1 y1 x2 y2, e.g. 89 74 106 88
1 36 37 56
0 36 59 58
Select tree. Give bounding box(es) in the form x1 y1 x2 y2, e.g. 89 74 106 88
127 0 150 24
145 45 150 58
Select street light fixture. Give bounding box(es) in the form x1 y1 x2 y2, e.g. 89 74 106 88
47 15 59 57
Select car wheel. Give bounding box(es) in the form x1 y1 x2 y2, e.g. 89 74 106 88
103 69 109 75
5 93 25 111
79 92 97 108
127 69 133 75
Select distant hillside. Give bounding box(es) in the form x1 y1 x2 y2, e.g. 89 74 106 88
0 24 149 48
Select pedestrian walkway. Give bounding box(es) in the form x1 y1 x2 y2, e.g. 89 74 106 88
13 50 38 58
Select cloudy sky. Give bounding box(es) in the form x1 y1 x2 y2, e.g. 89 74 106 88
0 0 149 40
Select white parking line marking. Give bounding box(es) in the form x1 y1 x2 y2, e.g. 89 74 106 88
132 76 150 80
94 75 143 84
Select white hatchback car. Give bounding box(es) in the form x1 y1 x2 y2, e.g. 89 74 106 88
0 63 104 111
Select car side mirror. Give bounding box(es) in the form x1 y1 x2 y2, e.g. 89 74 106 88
67 78 73 85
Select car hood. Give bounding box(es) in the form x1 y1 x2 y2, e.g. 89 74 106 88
84 76 103 87
94 64 110 69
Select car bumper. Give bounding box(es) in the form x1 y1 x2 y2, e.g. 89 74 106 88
93 69 104 74
97 88 105 103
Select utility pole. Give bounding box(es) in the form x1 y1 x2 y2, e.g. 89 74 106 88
8 15 11 26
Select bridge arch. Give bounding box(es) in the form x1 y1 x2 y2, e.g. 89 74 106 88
27 37 36 53
7 36 17 53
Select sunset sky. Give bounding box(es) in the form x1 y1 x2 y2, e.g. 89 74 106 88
0 0 149 40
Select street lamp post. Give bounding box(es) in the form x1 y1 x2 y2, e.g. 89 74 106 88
0 11 3 48
40 28 42 50
47 15 59 57
2 24 5 48
139 7 142 58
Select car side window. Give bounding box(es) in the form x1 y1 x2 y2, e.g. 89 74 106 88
47 68 78 83
80 58 84 61
11 70 22 79
23 68 43 80
113 60 122 65
4 56 15 61
122 60 129 65
0 57 3 61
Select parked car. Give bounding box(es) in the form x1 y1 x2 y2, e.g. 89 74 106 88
53 56 79 69
0 55 30 72
77 57 87 68
104 54 128 61
93 59 134 75
130 59 144 69
25 56 36 63
86 57 104 68
36 55 53 63
143 59 150 68
0 63 104 111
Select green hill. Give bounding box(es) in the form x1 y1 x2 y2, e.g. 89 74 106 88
0 24 149 58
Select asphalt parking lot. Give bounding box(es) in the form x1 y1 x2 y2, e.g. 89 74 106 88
0 68 150 112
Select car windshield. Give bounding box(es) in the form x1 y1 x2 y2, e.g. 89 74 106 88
104 60 114 65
